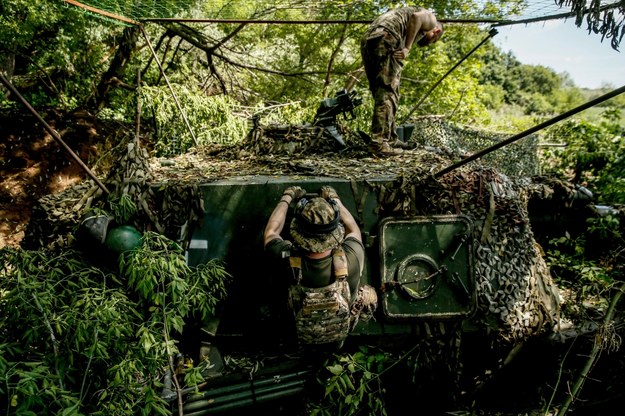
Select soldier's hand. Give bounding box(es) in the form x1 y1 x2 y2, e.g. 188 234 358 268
393 47 409 60
320 186 339 200
283 186 306 200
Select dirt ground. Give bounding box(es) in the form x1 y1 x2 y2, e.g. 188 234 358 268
0 111 103 249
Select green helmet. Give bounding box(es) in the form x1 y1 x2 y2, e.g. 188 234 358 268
104 225 143 255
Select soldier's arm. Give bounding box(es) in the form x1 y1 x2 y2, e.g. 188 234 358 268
409 9 438 47
264 186 307 247
396 9 438 59
333 198 362 243
263 198 289 247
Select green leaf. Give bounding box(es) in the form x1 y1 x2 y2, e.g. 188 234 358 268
324 383 335 397
327 364 343 376
142 334 153 353
343 374 355 391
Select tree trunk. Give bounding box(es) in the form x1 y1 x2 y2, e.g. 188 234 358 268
89 26 139 112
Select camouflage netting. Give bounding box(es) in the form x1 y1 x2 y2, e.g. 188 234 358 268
23 139 205 250
22 179 106 250
245 117 343 156
104 140 204 241
244 115 539 178
405 116 540 178
374 166 561 341
24 118 561 341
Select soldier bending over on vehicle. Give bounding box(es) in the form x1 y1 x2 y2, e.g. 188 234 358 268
361 6 443 156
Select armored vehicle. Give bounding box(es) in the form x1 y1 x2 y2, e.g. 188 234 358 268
148 115 573 414
21 104 614 416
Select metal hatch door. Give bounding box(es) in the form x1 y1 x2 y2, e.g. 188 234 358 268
379 215 476 320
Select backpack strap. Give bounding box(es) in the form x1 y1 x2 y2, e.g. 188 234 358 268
332 246 348 281
289 254 303 285
332 246 352 304
289 246 348 285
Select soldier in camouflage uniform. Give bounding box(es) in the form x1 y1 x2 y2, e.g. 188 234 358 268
361 7 443 156
263 185 377 346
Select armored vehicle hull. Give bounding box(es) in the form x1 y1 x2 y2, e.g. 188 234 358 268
186 176 477 347
24 117 605 415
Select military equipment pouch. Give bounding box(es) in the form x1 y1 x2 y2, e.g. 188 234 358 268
288 247 351 344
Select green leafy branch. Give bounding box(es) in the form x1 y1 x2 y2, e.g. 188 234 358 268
309 346 391 416
0 232 231 415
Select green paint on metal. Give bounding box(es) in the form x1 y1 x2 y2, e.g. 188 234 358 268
104 225 143 255
379 215 476 319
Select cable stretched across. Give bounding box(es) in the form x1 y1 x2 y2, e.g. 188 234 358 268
434 84 625 179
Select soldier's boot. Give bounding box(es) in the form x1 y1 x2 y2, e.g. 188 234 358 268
391 139 412 149
369 142 403 157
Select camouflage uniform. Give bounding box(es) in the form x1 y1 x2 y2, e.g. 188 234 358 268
360 7 421 148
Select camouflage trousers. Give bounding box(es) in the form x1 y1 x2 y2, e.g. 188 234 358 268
360 28 403 147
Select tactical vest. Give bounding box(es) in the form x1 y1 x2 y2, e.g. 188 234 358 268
288 247 351 344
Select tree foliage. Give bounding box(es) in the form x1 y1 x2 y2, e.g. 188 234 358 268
1 1 625 415
541 108 625 203
309 346 392 416
0 234 230 415
138 85 249 155
1 0 623 143
0 0 118 109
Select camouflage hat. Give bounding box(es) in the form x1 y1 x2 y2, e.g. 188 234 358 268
290 197 345 252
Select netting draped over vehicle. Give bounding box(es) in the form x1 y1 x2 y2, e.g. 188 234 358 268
406 116 540 178
63 0 620 24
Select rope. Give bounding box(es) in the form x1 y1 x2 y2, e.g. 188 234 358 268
64 0 138 25
63 0 617 28
141 18 504 25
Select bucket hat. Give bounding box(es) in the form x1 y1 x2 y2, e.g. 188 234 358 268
290 197 344 252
